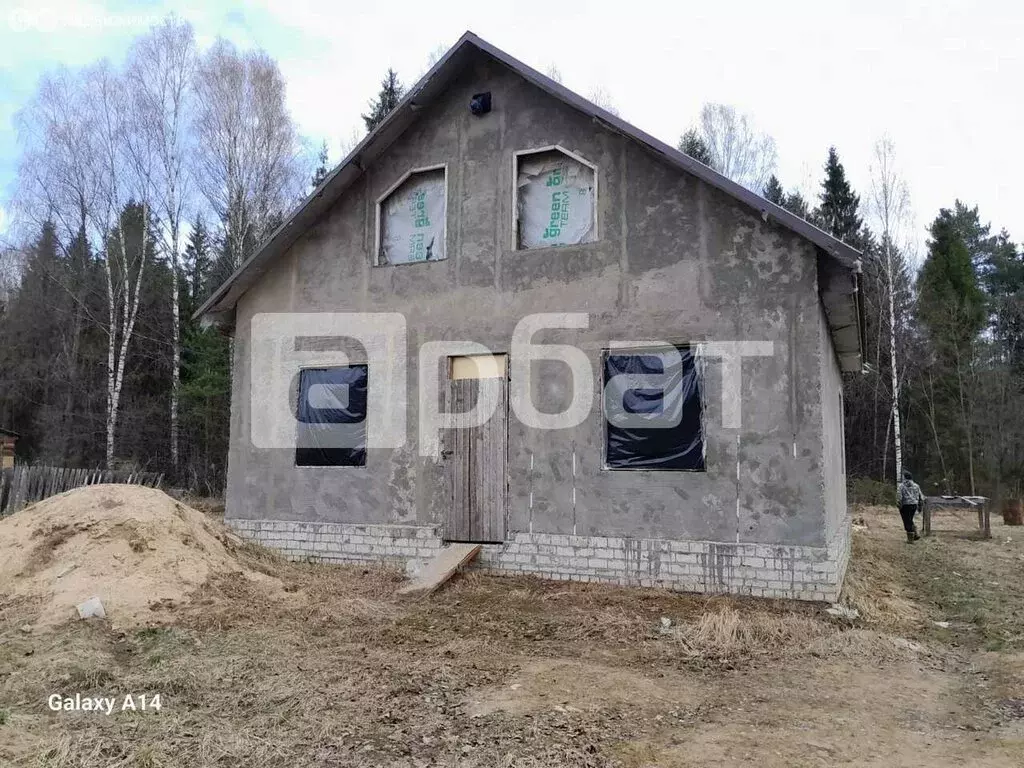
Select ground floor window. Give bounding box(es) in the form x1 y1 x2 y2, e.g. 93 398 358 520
295 365 368 467
603 346 705 471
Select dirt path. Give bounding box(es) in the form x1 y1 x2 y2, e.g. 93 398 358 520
1 502 1022 767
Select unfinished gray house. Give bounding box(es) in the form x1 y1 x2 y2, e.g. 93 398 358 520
198 32 863 602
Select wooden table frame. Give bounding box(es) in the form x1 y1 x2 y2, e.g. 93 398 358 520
922 496 991 539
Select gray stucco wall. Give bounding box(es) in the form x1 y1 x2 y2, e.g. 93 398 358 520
819 300 849 543
226 52 834 550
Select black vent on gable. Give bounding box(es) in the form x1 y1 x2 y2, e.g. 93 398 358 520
469 92 491 116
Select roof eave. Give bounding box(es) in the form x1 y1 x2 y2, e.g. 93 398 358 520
193 32 481 319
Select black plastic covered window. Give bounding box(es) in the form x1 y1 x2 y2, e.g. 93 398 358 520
603 347 704 470
295 366 368 467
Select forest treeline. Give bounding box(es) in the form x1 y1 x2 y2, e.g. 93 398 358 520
0 16 317 492
0 16 1022 500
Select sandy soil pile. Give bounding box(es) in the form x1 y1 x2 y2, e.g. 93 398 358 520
0 484 277 627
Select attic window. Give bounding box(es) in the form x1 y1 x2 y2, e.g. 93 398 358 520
514 147 597 250
377 166 447 265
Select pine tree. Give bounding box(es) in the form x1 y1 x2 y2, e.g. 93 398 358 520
311 140 329 189
763 174 785 205
813 147 862 244
678 128 712 166
362 69 404 132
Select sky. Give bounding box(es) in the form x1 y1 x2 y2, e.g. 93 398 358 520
1 0 1022 260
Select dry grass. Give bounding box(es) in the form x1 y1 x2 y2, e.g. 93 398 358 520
670 603 828 661
182 495 226 521
3 500 1024 766
842 531 926 627
1 556 842 767
847 502 1024 651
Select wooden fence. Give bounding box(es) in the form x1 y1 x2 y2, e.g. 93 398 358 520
0 466 164 516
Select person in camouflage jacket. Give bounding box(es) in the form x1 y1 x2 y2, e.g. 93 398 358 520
898 470 924 542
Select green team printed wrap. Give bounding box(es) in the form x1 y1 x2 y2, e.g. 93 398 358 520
380 169 446 264
516 152 596 248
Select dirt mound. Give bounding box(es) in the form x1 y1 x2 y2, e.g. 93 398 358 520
0 484 278 628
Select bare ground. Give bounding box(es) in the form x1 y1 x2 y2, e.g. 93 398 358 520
1 501 1023 767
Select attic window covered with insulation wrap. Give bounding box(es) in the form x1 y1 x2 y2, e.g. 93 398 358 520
516 148 596 249
378 168 446 264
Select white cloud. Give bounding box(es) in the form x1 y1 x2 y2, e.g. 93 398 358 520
2 0 1022 250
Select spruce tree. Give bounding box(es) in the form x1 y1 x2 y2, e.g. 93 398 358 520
919 212 987 349
678 128 712 166
362 69 404 132
180 322 231 493
986 231 1024 370
311 140 329 189
761 175 810 220
182 215 212 309
763 174 785 205
940 200 997 274
783 191 810 220
0 222 62 457
813 147 862 244
917 209 987 494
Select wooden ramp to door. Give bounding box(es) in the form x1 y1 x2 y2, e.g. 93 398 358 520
396 543 481 597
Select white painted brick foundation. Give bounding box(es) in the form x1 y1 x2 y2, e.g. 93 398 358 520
228 518 851 602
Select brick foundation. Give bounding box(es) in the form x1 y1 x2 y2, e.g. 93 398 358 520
228 518 850 602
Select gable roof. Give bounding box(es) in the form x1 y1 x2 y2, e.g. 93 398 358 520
196 31 863 371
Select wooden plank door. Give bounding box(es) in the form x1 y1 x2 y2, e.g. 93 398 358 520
444 355 507 542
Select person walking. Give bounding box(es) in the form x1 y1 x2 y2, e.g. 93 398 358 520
898 470 924 542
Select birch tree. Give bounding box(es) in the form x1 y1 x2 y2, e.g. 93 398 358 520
84 62 153 468
0 242 22 303
693 103 778 192
588 85 620 117
193 39 305 274
867 137 913 487
125 16 197 474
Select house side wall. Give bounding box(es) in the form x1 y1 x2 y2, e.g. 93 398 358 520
224 54 844 599
819 299 851 580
